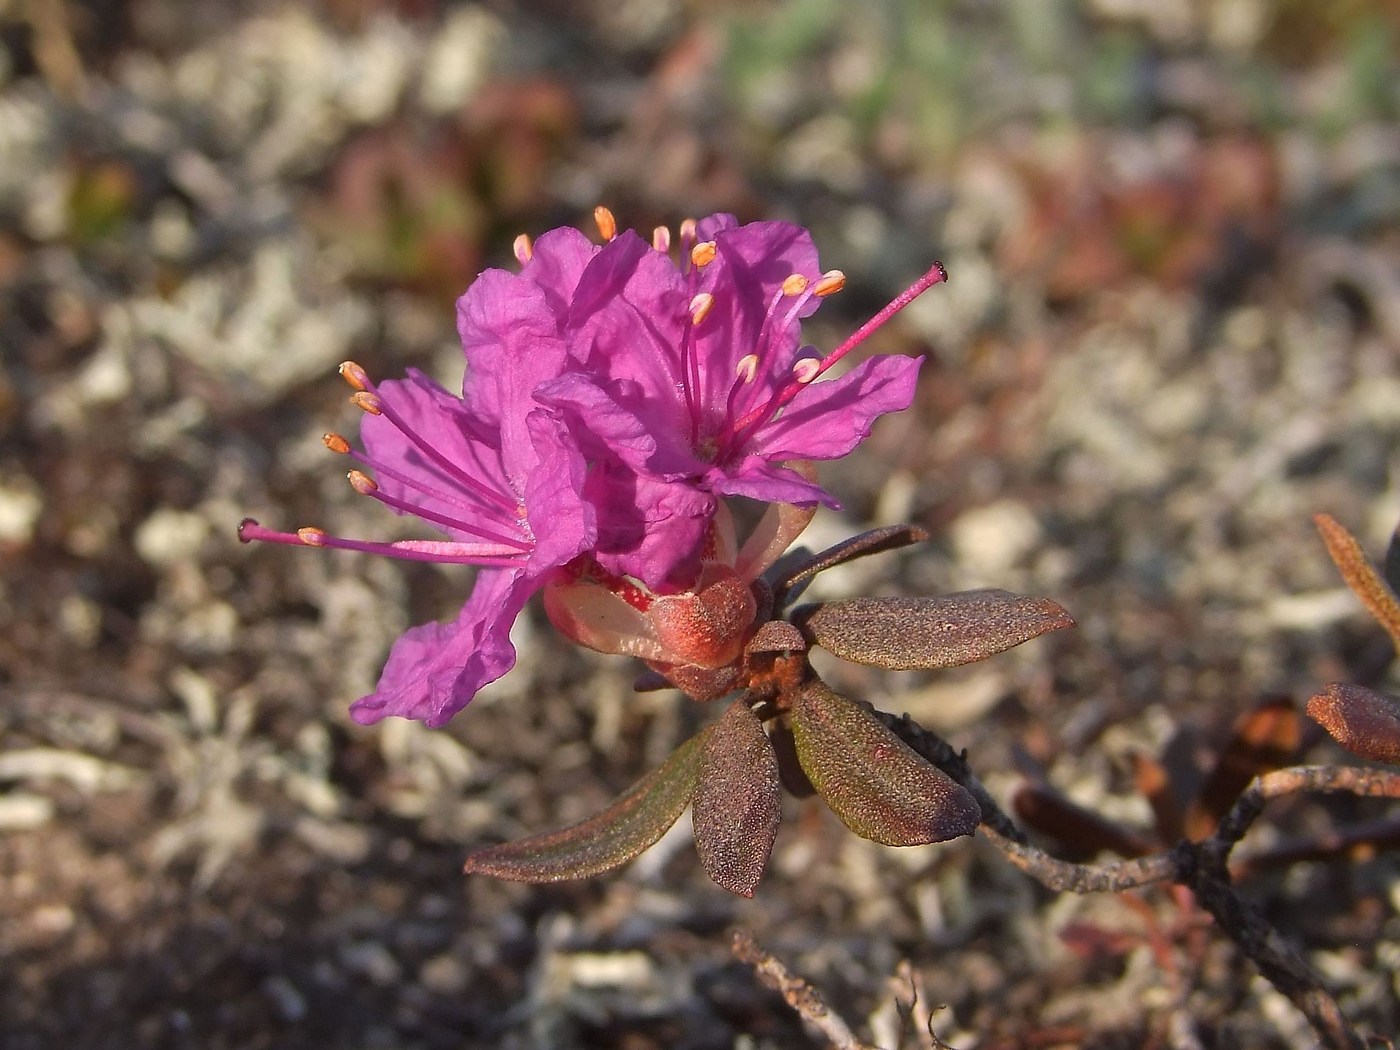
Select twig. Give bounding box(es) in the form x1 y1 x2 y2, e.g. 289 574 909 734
1212 764 1400 850
877 711 1394 1050
732 929 874 1050
1178 838 1365 1050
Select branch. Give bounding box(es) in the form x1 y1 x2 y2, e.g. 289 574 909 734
1212 764 1400 851
876 710 1393 1050
732 929 874 1050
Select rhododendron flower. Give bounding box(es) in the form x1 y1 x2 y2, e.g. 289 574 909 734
240 362 594 727
241 207 948 728
537 212 946 586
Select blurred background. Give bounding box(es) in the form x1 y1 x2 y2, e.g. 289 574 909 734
2 1 1399 1046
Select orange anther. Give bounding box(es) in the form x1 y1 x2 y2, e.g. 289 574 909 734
781 273 808 296
350 391 383 416
322 433 351 454
690 240 717 267
347 470 379 495
513 233 533 265
339 360 371 390
296 527 328 545
689 292 715 325
593 205 617 242
813 270 846 297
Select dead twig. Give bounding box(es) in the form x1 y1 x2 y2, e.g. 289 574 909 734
876 711 1400 1050
731 929 874 1050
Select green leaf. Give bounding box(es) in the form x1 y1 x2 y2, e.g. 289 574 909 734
790 681 979 846
692 700 782 897
794 591 1073 671
463 727 710 882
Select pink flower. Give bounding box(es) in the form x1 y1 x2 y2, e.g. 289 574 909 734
241 208 947 726
539 214 945 586
240 362 594 727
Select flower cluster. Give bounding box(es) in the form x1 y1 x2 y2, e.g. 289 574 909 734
241 209 947 727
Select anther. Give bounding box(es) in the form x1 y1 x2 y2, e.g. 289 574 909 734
322 433 351 454
781 273 808 296
652 225 671 253
347 470 379 495
735 354 759 384
679 218 697 244
813 270 846 297
689 292 715 326
593 205 617 242
690 240 717 268
339 360 371 391
513 233 533 265
296 527 328 546
350 391 383 416
792 358 821 384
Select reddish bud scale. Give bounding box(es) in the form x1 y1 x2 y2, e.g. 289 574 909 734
649 568 757 669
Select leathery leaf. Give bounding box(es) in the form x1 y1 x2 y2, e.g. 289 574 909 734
791 681 980 846
692 699 782 897
795 591 1073 671
464 726 710 882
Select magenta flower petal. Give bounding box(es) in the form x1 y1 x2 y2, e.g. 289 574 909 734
585 463 715 587
349 568 533 727
521 226 598 318
706 457 833 507
751 353 923 462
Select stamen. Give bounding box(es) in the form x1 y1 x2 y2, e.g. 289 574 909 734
718 285 801 440
689 292 715 325
728 260 949 440
792 357 821 384
339 360 371 392
513 233 533 265
735 354 759 384
347 470 378 495
679 218 697 246
356 386 521 516
781 273 808 297
238 519 524 566
652 225 671 253
322 433 351 454
350 391 383 416
349 474 532 550
813 269 846 297
593 205 617 242
690 240 717 268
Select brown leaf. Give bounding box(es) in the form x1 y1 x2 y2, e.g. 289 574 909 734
790 681 979 846
463 727 709 882
693 700 782 897
794 592 1074 671
1315 512 1400 655
1307 683 1400 766
744 619 807 655
1183 698 1301 841
771 525 929 608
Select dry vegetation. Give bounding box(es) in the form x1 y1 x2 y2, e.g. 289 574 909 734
3 1 1399 1046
